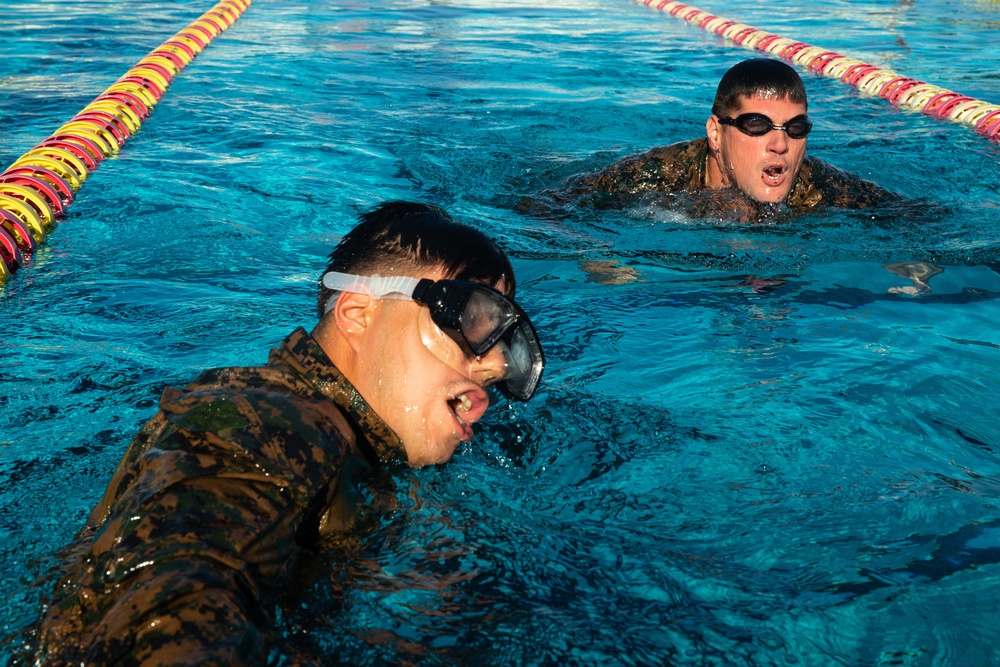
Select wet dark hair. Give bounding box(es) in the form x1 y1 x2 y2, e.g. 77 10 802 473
711 58 808 118
317 201 516 319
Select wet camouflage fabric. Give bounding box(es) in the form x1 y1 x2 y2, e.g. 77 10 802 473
527 138 900 220
22 328 405 666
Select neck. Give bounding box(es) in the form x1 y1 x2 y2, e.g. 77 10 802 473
311 317 357 380
704 145 728 189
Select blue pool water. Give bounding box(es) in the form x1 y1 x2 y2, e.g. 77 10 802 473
2 0 1000 664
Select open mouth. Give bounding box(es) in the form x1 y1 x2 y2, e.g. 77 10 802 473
447 389 487 441
763 165 785 186
449 393 473 426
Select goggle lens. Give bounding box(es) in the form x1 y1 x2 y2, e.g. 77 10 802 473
500 324 545 400
784 117 812 139
459 288 518 353
417 279 545 401
720 113 812 139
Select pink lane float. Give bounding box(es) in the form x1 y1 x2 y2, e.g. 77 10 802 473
640 1 1000 142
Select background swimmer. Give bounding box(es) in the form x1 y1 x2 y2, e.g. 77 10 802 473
522 58 903 224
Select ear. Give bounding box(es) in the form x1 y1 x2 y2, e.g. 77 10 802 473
331 291 376 353
706 114 722 152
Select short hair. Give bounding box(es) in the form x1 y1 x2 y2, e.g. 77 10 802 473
317 201 516 319
711 58 808 118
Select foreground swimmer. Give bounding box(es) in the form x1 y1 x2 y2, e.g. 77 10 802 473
523 58 902 223
17 201 544 665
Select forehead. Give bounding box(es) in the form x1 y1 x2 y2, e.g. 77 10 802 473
734 93 807 117
431 264 513 298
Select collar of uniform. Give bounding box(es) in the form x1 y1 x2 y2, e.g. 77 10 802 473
692 137 710 188
269 327 407 467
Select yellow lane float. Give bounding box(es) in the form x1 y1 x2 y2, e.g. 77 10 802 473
0 0 253 284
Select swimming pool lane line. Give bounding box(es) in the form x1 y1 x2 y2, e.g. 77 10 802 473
638 1 1000 144
0 0 254 287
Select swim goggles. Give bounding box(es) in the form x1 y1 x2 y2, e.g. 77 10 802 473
717 113 812 139
322 272 545 401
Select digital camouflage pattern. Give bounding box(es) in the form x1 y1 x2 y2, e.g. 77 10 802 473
521 138 901 222
20 328 405 666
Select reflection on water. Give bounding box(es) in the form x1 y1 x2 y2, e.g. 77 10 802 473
2 0 1000 664
273 252 1000 663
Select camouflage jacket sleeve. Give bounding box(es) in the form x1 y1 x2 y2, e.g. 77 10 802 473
32 330 402 666
515 140 707 214
563 140 706 207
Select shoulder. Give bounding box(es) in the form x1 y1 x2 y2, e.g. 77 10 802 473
93 364 356 523
791 155 902 209
146 363 355 483
518 138 705 214
644 138 707 163
613 138 706 177
584 138 706 197
173 364 355 453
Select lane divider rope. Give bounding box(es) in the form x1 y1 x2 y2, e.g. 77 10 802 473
639 1 1000 145
0 0 253 285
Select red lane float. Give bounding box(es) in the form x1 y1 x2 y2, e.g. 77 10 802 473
3 166 75 206
0 0 253 285
0 209 39 253
639 1 1000 143
0 174 66 217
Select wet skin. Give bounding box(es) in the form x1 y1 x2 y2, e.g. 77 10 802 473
322 267 509 467
705 94 808 204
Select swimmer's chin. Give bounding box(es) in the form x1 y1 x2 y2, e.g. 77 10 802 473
750 185 792 205
754 192 790 205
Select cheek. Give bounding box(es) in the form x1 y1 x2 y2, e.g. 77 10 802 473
791 142 807 166
393 330 454 417
418 317 469 373
367 319 425 415
723 139 759 172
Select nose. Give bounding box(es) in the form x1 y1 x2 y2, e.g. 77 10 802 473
469 344 509 387
767 128 789 153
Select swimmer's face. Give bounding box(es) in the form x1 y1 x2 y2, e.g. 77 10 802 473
706 94 808 204
345 267 509 467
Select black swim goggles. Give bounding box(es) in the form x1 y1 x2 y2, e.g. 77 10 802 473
322 271 544 401
717 113 812 139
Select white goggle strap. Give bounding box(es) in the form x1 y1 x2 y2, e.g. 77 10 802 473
321 272 421 315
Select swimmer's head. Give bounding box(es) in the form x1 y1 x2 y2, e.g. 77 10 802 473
706 59 810 204
312 201 535 468
316 201 515 318
711 58 807 119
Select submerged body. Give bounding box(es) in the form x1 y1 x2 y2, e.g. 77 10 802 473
579 138 897 211
522 60 901 224
530 138 900 223
25 329 403 665
16 201 545 665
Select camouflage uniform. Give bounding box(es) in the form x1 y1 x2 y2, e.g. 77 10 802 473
525 138 900 220
25 328 405 666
